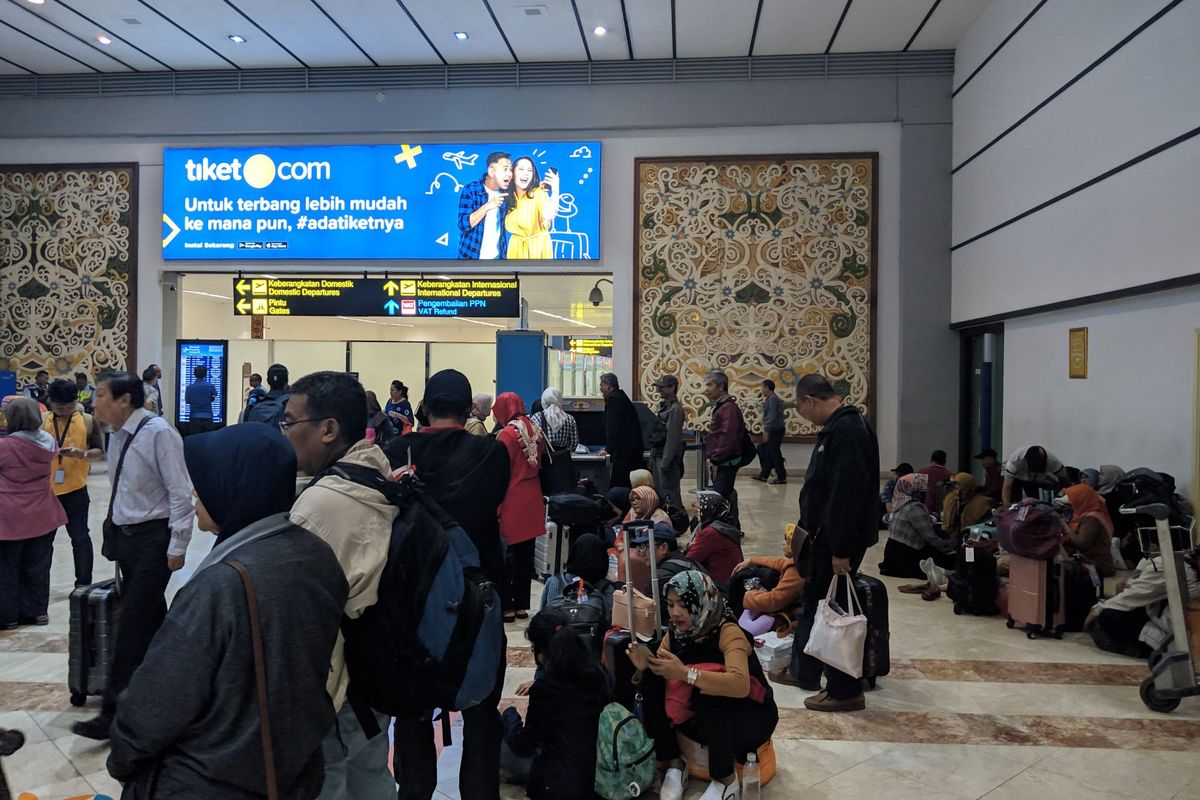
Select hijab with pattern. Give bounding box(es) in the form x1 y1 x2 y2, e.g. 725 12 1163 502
666 569 733 643
891 472 929 509
539 387 570 434
695 489 732 527
494 391 541 464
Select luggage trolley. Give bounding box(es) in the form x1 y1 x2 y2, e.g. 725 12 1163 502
1121 502 1199 713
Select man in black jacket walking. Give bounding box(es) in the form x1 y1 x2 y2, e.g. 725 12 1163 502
599 372 644 489
780 374 879 712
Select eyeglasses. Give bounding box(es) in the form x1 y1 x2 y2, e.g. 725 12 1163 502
278 417 328 432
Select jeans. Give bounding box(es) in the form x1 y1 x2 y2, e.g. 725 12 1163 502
317 703 396 800
503 539 536 614
55 487 93 587
0 532 55 625
651 453 684 507
757 428 785 481
186 419 214 438
711 464 740 527
789 534 866 700
393 644 506 800
103 522 172 716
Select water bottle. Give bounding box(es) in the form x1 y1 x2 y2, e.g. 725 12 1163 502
742 752 760 799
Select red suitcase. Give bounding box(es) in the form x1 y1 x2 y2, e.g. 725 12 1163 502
1005 554 1065 639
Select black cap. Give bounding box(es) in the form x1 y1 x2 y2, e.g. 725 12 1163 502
423 369 472 417
630 522 678 546
973 448 998 459
654 375 678 388
891 462 914 475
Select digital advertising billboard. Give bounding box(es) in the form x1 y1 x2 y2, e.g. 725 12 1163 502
162 142 601 261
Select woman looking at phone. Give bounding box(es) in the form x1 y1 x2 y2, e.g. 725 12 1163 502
505 156 559 259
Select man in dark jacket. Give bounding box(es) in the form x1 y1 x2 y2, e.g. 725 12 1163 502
649 374 685 506
242 363 290 426
382 369 511 800
599 372 644 489
781 374 879 713
703 370 747 526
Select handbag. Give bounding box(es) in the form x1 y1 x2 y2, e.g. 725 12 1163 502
802 574 868 678
611 587 659 641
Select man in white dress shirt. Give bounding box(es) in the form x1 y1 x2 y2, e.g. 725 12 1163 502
73 371 195 740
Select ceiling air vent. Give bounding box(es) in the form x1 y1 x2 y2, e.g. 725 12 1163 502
122 17 141 25
519 5 548 17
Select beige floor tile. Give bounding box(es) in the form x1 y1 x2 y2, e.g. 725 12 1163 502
29 709 98 741
0 710 48 745
1 739 81 792
982 767 1136 800
10 775 97 799
84 767 124 798
1031 747 1200 798
0 652 69 684
52 732 112 776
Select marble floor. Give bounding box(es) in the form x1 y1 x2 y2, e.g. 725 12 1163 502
3 468 1199 800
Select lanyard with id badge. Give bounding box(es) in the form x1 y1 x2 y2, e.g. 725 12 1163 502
52 412 76 484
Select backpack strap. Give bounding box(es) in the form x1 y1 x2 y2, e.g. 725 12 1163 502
228 560 279 800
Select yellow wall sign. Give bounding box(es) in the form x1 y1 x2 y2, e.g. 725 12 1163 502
231 276 519 317
1068 327 1088 379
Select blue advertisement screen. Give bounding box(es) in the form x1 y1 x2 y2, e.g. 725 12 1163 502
176 340 227 425
162 142 601 261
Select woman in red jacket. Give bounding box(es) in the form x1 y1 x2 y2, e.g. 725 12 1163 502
685 490 744 584
0 398 68 629
495 392 547 622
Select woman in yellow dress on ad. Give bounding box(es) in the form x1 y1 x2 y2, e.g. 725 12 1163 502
505 156 560 259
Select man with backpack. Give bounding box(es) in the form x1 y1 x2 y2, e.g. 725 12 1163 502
242 363 290 427
283 371 398 800
382 368 511 800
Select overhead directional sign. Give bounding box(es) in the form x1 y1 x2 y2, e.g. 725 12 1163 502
231 276 520 318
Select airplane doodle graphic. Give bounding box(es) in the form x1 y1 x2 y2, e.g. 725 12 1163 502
442 151 479 170
425 172 463 195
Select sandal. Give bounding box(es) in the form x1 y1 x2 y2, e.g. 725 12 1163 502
502 613 517 624
515 610 529 620
898 583 928 594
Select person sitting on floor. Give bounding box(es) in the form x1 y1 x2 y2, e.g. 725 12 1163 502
1084 548 1199 659
941 472 996 535
627 570 778 800
1058 483 1117 577
878 473 957 580
684 490 745 584
729 523 807 638
539 532 615 618
501 607 610 799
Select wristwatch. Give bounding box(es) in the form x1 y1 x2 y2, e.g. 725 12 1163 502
686 667 699 686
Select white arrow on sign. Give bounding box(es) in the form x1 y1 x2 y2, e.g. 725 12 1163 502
436 232 449 247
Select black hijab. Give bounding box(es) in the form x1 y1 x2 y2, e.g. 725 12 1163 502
185 424 298 545
565 533 608 585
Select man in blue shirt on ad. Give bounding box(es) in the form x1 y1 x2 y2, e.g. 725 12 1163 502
184 365 217 437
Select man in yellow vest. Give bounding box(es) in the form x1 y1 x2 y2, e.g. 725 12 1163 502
42 379 104 588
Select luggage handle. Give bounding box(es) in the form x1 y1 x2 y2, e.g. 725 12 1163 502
620 519 663 638
826 573 862 618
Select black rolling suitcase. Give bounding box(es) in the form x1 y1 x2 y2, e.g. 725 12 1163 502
68 577 120 707
948 544 999 616
854 573 890 688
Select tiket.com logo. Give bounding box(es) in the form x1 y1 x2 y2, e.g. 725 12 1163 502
184 154 331 189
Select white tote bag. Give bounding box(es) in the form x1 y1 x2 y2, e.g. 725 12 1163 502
802 574 867 678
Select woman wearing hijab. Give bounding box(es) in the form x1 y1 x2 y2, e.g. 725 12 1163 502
539 533 614 614
941 473 996 535
466 393 493 437
628 570 777 800
495 392 547 622
685 490 744 584
879 473 957 580
0 398 67 629
364 390 397 447
1080 468 1101 489
107 425 349 799
1059 484 1117 576
626 485 672 527
629 468 654 490
530 387 578 452
1096 465 1125 492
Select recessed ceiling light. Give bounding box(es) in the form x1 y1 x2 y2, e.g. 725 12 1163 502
453 31 469 40
96 34 112 45
593 25 607 36
26 0 45 5
228 34 246 44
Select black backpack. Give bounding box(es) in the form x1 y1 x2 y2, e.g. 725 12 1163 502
244 391 289 427
330 464 504 716
727 565 782 617
543 577 609 651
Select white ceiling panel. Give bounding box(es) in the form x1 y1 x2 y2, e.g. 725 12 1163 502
15 1 172 71
911 0 990 50
146 0 306 69
625 0 672 59
754 0 846 56
574 0 630 60
489 0 587 62
0 57 33 75
231 0 373 67
677 0 758 58
312 0 442 65
0 27 97 73
404 0 516 64
89 3 236 70
830 0 929 53
0 4 129 72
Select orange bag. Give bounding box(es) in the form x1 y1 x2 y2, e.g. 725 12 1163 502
677 734 776 785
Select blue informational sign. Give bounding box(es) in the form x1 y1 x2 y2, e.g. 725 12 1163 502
162 142 601 261
175 340 227 425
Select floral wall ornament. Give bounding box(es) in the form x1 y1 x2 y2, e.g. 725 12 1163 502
634 155 876 440
0 164 138 386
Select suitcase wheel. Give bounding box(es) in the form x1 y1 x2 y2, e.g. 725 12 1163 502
1140 677 1182 714
866 676 878 690
953 603 963 616
70 692 86 707
1006 618 1015 629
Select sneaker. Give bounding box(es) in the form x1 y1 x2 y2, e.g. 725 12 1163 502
72 715 114 741
767 669 821 691
751 475 768 483
920 558 948 588
1 621 18 631
700 777 741 800
804 692 865 712
660 767 688 800
19 615 49 626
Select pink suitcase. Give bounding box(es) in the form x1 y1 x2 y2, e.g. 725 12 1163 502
1005 554 1065 639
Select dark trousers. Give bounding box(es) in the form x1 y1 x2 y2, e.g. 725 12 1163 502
877 538 956 580
609 454 643 489
103 522 172 716
1092 607 1152 658
0 532 55 625
55 487 93 587
644 676 777 779
186 419 215 438
503 538 536 613
393 636 506 800
756 428 786 481
789 535 866 699
651 453 684 508
711 464 740 527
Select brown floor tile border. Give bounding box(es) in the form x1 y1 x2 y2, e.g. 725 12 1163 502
0 631 69 654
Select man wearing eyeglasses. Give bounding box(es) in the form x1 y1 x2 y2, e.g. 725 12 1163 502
282 371 398 800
